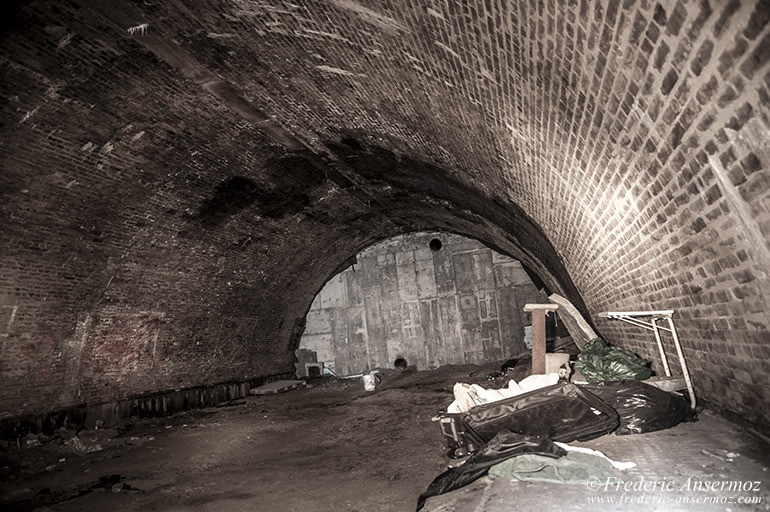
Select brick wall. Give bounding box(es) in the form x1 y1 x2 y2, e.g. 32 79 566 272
300 232 547 375
0 0 768 432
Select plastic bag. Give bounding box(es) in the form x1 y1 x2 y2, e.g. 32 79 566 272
575 338 651 383
582 380 695 435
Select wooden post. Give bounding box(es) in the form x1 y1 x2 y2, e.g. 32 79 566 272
523 304 559 375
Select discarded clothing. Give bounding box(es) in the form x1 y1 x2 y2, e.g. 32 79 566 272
448 386 484 413
447 373 560 413
575 338 652 383
553 442 636 470
488 450 618 485
516 373 561 394
416 430 566 511
582 379 695 434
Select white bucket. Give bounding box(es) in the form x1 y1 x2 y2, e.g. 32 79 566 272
362 374 376 391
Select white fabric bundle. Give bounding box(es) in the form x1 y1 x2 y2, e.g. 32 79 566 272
447 373 560 413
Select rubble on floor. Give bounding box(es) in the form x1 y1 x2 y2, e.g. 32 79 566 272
248 380 307 395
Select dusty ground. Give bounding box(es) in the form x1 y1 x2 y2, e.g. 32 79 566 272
1 362 768 512
0 364 506 512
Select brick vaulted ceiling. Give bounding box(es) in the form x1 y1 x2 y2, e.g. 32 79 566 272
0 1 769 430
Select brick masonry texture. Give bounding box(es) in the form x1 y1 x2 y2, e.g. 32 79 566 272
301 232 546 375
0 1 768 432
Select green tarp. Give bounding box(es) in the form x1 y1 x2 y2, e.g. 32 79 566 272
575 338 652 383
488 451 617 485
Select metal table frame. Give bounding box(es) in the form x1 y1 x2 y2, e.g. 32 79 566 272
598 310 696 409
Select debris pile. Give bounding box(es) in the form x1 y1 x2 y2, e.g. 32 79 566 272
423 328 697 510
417 430 636 510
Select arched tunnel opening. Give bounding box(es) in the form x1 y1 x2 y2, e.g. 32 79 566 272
297 231 558 378
1 0 770 510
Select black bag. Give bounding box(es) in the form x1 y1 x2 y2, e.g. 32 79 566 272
435 382 619 457
581 380 695 435
417 430 566 511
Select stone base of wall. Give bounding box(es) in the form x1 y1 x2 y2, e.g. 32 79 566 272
698 397 770 438
0 372 292 441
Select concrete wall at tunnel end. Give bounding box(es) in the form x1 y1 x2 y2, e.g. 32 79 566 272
299 231 549 376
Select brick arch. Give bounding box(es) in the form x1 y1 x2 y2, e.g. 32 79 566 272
0 0 768 431
280 171 589 358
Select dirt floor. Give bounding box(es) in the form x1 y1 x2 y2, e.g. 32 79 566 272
1 362 769 512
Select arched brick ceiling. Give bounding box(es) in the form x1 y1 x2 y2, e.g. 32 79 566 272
0 0 768 430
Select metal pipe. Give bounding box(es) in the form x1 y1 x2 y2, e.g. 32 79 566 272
615 316 657 331
600 310 675 317
667 316 696 409
614 315 673 333
651 318 672 377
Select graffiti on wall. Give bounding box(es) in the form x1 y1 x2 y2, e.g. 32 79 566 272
83 313 173 376
18 336 60 380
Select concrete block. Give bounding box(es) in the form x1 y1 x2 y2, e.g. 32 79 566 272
545 353 570 374
433 249 456 296
497 287 525 357
415 257 437 298
481 319 503 361
419 299 441 369
478 291 498 320
298 334 334 365
414 247 433 261
458 294 481 351
453 252 475 293
493 261 532 287
396 251 419 302
346 307 368 365
359 254 381 288
380 256 399 299
472 251 495 290
319 274 346 309
362 286 389 366
438 296 464 362
345 269 363 307
303 310 331 335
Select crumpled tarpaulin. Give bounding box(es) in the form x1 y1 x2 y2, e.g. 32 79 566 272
488 450 619 485
416 430 566 511
574 338 652 383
